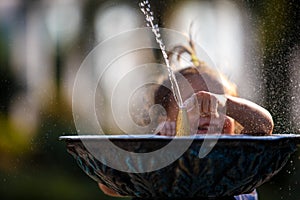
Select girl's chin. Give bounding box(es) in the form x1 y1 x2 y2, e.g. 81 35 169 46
196 129 225 134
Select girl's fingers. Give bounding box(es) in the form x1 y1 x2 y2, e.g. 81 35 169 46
210 95 219 117
155 122 165 134
196 91 210 116
170 121 176 136
202 96 209 114
210 95 217 113
195 91 221 117
164 122 170 135
159 121 176 136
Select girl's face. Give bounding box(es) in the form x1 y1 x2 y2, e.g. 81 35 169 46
166 74 235 134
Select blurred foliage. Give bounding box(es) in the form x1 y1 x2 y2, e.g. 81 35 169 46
0 115 31 158
0 0 299 200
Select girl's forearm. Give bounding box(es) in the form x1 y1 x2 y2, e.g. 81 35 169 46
225 96 274 135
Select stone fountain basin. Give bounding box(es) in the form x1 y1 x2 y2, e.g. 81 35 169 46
60 134 300 198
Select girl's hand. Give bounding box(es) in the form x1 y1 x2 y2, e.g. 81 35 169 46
98 183 123 197
184 91 227 118
157 121 176 136
157 91 229 136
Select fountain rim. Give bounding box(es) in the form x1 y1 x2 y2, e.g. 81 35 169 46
59 133 300 142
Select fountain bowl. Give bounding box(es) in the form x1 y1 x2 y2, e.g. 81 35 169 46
60 134 300 198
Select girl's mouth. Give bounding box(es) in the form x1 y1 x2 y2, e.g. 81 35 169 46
197 124 209 134
197 123 221 134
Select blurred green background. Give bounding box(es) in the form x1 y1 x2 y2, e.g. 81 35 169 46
0 0 299 199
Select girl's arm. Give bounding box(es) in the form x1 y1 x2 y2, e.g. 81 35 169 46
225 95 274 135
98 183 123 197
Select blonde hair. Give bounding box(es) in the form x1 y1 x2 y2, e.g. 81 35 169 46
154 64 238 109
154 39 242 133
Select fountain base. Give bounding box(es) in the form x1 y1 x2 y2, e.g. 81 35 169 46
60 134 300 198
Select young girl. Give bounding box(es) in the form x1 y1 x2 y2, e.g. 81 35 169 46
151 40 274 200
154 40 273 136
99 40 274 199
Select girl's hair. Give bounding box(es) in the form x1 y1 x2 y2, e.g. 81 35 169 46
154 40 242 133
154 36 237 108
154 64 238 110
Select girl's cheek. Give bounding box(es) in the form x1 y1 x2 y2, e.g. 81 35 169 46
188 112 200 130
222 116 235 134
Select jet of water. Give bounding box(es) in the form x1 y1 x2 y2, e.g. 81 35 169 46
139 0 190 136
139 0 183 107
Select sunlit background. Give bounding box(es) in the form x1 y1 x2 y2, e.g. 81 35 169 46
0 0 299 199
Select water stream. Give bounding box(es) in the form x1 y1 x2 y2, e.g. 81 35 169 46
139 0 190 136
139 0 183 107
